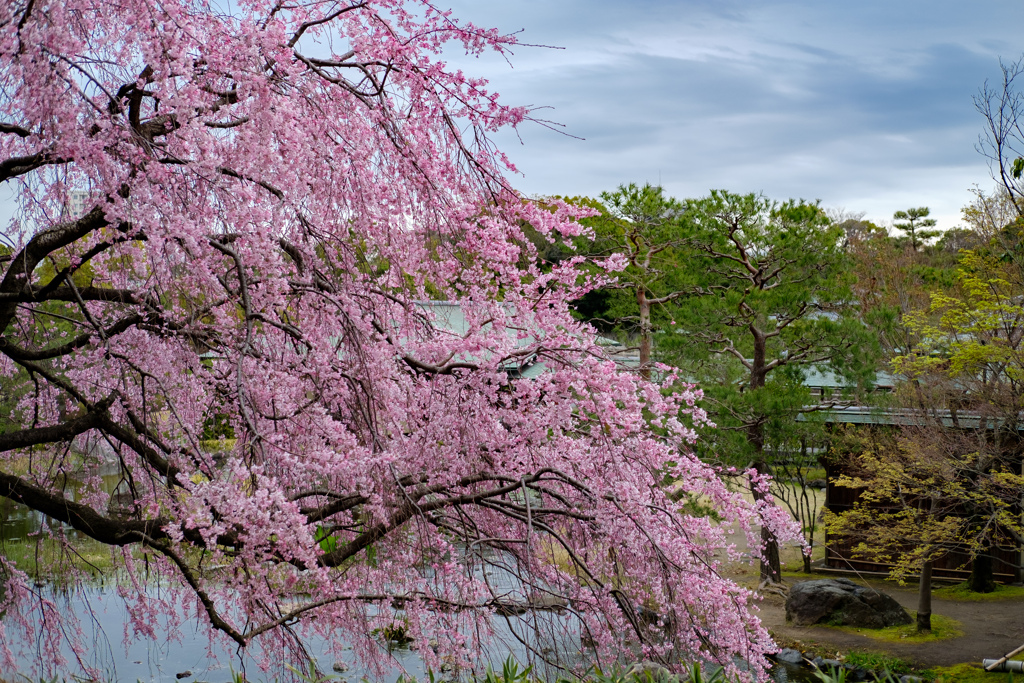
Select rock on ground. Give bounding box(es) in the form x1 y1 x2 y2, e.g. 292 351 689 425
786 578 913 628
774 648 805 665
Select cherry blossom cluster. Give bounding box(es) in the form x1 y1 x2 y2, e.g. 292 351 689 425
0 0 799 679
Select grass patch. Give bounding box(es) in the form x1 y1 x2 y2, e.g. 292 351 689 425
801 467 827 482
780 571 817 579
925 663 1021 682
844 651 913 676
778 546 826 574
933 581 1024 602
824 611 963 643
200 438 238 453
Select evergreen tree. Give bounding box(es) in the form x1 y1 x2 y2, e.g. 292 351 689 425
893 207 940 251
667 191 878 582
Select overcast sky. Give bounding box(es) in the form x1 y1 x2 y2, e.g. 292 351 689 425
440 0 1024 230
3 2 1021 234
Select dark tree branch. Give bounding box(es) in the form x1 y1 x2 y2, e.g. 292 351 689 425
0 469 166 545
0 409 105 452
0 150 68 183
0 206 109 330
0 123 31 137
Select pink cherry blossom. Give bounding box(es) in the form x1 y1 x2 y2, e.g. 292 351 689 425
0 0 800 679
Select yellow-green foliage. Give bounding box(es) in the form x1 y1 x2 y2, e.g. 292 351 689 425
833 248 1024 586
826 429 1024 586
200 438 238 453
896 250 1024 381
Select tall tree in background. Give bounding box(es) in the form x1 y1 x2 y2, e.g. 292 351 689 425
893 207 940 252
668 191 878 583
894 248 1024 591
580 184 688 378
0 0 798 677
976 56 1024 217
961 186 1024 254
829 210 882 248
846 211 961 365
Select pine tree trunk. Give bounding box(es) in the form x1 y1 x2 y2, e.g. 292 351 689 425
748 333 781 583
917 560 933 633
750 460 782 583
760 524 782 583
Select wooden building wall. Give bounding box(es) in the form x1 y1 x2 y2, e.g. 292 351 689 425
823 462 1022 582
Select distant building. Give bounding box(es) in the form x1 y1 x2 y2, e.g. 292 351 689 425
420 301 639 378
64 190 90 220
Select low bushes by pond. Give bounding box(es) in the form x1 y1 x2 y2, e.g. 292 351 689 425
288 657 737 683
1 658 739 683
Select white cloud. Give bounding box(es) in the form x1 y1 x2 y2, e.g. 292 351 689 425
441 0 1024 229
3 0 1022 234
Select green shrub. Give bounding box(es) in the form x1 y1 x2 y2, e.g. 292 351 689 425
844 652 912 676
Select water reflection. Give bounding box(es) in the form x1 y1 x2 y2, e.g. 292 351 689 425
770 661 827 683
0 464 800 683
6 583 589 683
3 583 807 683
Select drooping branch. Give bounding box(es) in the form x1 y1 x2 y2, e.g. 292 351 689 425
0 206 110 329
0 409 105 452
0 149 69 183
137 533 248 647
0 1 787 672
0 469 166 546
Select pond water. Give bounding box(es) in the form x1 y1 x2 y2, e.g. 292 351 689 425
0 463 583 682
0 461 811 682
5 586 816 683
9 583 583 682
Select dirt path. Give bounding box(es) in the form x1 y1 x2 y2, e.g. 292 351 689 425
753 576 1024 668
713 482 1024 668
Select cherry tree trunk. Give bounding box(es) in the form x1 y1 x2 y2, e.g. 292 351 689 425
637 288 652 380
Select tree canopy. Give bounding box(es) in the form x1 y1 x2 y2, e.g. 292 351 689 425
668 191 877 581
568 184 689 377
893 207 940 252
564 189 877 583
0 0 797 678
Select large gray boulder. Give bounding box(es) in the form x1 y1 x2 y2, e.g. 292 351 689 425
785 578 912 628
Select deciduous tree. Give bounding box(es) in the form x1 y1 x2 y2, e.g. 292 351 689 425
0 0 795 678
827 427 1024 631
976 56 1024 217
893 248 1024 591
